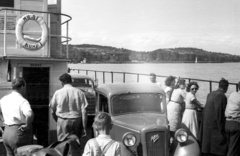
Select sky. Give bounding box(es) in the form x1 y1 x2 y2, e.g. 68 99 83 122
58 0 240 55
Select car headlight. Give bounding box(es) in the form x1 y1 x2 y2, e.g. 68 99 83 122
122 132 137 147
174 128 188 143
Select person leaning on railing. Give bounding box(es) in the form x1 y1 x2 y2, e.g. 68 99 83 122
149 73 161 87
167 78 186 138
182 82 203 140
199 78 229 156
164 76 177 104
225 81 240 156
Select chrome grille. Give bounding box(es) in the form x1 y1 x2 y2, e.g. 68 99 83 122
145 131 165 156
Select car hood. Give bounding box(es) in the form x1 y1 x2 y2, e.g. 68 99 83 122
75 87 95 95
113 113 168 131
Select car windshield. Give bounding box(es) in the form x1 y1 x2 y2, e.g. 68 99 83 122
72 78 94 88
112 93 163 115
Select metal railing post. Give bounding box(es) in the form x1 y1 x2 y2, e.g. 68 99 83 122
47 13 50 57
95 71 97 80
86 70 88 75
209 81 212 92
78 69 80 74
103 72 105 84
66 22 69 59
137 74 139 83
111 72 113 83
3 10 7 56
237 84 239 92
123 73 125 83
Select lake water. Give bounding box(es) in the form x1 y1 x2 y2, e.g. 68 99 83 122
69 63 240 104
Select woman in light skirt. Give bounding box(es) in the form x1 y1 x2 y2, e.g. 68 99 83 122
182 82 202 139
167 79 186 136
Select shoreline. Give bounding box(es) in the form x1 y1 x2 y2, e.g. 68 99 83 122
71 61 240 64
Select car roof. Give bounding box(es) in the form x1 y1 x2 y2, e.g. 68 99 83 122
69 73 94 80
96 83 165 98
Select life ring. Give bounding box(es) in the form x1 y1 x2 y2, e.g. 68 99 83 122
15 14 48 51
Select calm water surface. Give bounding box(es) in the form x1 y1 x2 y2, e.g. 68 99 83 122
69 63 240 104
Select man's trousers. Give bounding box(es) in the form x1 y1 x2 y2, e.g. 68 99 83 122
3 125 32 156
57 117 82 141
225 120 240 156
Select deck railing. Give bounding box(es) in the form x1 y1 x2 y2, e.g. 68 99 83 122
69 68 239 93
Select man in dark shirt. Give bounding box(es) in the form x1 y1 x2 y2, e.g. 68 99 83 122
200 78 229 156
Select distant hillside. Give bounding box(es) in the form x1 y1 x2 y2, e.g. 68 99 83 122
63 44 240 63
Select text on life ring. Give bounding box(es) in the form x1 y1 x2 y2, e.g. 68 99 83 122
15 14 48 51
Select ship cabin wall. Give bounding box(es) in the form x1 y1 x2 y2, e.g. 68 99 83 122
0 59 68 145
0 0 69 145
48 0 63 58
0 0 65 59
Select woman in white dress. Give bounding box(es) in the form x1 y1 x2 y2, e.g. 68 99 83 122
167 79 186 136
182 82 202 140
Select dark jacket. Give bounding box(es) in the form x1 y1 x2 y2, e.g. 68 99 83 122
17 134 81 156
199 89 228 155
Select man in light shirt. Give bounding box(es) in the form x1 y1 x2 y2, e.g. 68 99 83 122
49 73 88 141
225 81 240 156
0 77 34 156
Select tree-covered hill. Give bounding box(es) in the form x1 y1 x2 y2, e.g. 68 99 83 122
63 44 240 63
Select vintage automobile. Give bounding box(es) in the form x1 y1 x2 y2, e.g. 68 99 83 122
94 83 200 156
69 74 97 116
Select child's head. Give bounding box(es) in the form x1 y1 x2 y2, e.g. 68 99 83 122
93 112 112 132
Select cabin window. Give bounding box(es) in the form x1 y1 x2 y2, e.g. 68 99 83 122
72 78 94 88
0 0 14 7
48 0 57 5
112 93 163 115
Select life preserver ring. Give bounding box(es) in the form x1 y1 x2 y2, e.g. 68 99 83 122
15 14 48 51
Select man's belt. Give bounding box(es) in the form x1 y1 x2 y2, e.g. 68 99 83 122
170 100 181 104
226 116 240 123
4 124 23 127
57 116 81 120
185 107 197 110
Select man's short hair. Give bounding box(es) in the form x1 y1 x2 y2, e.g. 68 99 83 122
59 73 72 84
93 112 112 131
178 78 185 85
165 75 176 86
12 77 26 90
219 78 229 88
150 73 156 77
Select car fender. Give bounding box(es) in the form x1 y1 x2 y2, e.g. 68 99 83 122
120 143 136 156
170 135 200 156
